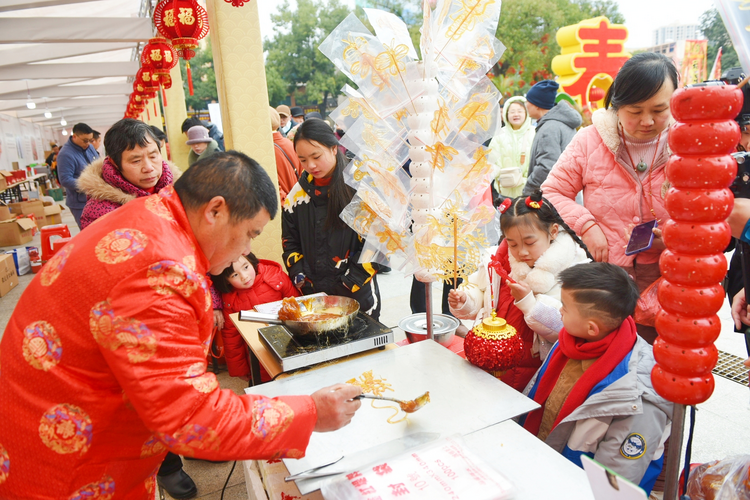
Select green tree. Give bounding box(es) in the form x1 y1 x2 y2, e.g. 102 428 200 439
264 0 352 116
266 66 288 107
493 0 624 98
700 8 740 72
179 37 219 111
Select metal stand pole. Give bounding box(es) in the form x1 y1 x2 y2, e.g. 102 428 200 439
663 403 686 500
425 282 434 341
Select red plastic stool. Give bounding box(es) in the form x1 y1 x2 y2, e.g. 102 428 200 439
41 224 71 262
52 237 71 254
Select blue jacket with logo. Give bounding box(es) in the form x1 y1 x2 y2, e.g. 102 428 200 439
57 136 99 209
520 336 673 495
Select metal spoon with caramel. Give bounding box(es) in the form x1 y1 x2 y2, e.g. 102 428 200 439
354 391 431 413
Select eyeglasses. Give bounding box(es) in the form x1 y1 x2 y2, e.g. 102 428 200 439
76 136 94 144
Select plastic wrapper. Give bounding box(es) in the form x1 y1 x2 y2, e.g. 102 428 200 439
634 277 663 327
322 0 504 285
686 455 750 500
319 14 418 117
321 435 515 500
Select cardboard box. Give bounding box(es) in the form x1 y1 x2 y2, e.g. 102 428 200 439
0 171 12 191
9 200 45 221
42 205 63 226
0 218 36 247
0 253 18 297
0 204 11 222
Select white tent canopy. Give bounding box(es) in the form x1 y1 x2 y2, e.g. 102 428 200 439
0 0 152 132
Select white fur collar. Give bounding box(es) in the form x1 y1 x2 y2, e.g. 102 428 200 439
591 108 674 156
508 231 588 295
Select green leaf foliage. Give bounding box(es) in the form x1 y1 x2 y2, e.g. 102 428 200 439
700 8 740 72
494 0 624 98
264 0 352 115
179 37 219 111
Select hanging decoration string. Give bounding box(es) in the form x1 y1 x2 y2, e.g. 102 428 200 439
186 61 194 96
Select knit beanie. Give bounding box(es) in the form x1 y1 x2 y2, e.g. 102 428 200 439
526 80 559 110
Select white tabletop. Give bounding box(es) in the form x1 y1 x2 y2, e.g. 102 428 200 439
246 340 540 495
463 420 595 500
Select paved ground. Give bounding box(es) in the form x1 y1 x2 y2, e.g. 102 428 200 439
0 202 748 499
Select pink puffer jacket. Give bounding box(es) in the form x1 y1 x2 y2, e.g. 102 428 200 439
541 108 672 267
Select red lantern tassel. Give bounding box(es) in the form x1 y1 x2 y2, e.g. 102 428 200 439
153 101 157 116
186 61 194 96
146 107 150 121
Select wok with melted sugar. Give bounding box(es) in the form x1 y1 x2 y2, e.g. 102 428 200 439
277 296 360 339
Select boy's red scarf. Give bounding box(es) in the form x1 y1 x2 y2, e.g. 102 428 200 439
523 316 637 436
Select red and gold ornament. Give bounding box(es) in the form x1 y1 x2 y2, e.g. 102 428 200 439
141 37 177 106
153 0 209 96
140 37 178 77
652 83 742 405
464 311 524 376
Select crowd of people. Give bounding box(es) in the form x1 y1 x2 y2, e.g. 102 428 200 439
3 49 750 498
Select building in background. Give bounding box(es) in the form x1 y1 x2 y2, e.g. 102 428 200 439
653 23 702 45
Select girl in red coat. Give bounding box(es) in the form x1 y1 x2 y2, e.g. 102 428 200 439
215 253 300 382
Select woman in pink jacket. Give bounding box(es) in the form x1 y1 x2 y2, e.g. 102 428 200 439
541 53 679 343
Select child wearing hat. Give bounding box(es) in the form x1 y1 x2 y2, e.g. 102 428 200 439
186 125 220 167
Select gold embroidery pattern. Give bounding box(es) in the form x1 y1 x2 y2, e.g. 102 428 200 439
158 424 221 457
38 404 93 455
22 321 62 371
90 300 157 363
147 260 202 297
144 474 156 497
0 442 8 484
251 399 294 441
184 363 219 393
95 229 148 265
270 448 305 460
140 434 167 458
40 244 74 287
68 474 115 500
144 196 174 221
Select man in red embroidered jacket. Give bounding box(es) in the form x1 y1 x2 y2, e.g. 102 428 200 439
0 151 361 498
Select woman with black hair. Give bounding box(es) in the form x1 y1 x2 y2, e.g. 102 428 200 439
282 119 383 319
542 52 679 344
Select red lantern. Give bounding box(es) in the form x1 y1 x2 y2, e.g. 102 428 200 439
153 0 209 96
141 37 178 77
224 0 249 5
653 84 742 405
135 66 160 94
589 86 606 102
